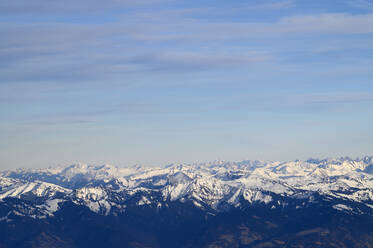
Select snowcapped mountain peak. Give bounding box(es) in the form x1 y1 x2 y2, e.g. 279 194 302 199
1 156 373 218
168 172 192 185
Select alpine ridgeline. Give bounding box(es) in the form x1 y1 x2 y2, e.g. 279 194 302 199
1 157 373 247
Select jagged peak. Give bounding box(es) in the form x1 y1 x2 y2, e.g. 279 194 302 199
2 155 373 217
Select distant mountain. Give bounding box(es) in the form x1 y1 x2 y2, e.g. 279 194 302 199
1 157 373 247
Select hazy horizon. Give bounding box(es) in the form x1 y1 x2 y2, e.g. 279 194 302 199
1 154 373 171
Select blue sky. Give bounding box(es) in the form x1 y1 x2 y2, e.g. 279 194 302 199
1 0 373 169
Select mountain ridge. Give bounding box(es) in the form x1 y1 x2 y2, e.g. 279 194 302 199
2 156 373 247
1 156 373 219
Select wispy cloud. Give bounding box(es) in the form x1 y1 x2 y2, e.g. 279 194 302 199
245 0 295 10
350 0 373 10
2 10 373 84
253 92 373 112
287 92 373 109
0 20 273 84
276 13 373 34
0 0 169 14
212 91 373 115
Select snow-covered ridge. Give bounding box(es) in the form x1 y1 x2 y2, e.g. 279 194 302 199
1 156 373 218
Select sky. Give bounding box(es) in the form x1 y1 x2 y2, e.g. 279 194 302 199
1 0 373 169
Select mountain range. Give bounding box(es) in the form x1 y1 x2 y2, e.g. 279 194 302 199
1 156 373 247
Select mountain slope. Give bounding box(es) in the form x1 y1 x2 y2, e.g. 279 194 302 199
1 157 373 247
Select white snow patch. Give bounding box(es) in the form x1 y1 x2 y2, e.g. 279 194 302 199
45 199 64 213
333 204 353 212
